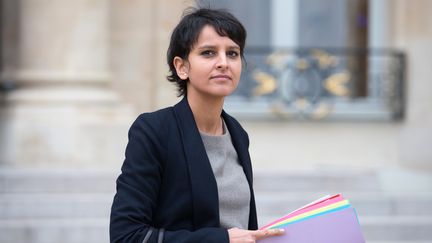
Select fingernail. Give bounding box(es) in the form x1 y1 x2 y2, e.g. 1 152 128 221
278 229 285 233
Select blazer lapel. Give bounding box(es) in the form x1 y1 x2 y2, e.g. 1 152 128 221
222 111 253 185
173 97 220 228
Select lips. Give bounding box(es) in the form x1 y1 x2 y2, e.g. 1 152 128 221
211 74 231 80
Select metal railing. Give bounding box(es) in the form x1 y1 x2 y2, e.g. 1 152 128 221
226 47 405 121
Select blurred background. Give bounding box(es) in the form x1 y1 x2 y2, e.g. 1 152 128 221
1 0 431 242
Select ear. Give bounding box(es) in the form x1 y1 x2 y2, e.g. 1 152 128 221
173 56 189 80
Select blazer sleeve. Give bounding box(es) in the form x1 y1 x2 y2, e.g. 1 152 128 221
109 114 229 243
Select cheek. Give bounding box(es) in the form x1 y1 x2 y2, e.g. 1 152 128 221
233 62 242 77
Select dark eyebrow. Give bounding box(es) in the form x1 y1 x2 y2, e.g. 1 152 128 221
196 45 216 50
227 46 241 51
196 45 240 51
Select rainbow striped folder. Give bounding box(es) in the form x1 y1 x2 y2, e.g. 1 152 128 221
258 194 365 243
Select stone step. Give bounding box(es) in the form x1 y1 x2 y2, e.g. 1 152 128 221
1 168 431 242
255 191 432 217
0 169 118 194
254 170 382 192
0 216 431 243
361 216 432 241
0 169 386 194
254 168 432 194
0 193 113 219
2 192 432 219
2 168 430 193
0 218 108 243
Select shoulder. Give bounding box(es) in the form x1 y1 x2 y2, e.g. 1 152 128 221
129 106 176 137
136 106 174 124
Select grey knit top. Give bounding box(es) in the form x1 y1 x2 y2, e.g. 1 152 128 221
200 120 251 229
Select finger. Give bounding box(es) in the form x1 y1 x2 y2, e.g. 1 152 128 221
254 228 285 240
228 227 239 232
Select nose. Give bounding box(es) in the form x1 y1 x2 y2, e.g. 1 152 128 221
216 53 228 70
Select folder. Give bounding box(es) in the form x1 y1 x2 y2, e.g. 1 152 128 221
258 194 365 243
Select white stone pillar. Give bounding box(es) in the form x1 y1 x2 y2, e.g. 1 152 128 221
0 0 134 168
391 0 432 170
15 0 109 84
271 0 299 48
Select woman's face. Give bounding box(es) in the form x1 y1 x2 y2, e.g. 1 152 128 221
174 25 242 100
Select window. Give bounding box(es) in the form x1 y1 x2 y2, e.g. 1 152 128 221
207 0 404 121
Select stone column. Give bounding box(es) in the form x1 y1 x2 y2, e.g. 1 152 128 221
0 0 134 168
109 0 194 112
153 0 192 108
391 0 432 170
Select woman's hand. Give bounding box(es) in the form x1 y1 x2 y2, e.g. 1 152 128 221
228 227 285 243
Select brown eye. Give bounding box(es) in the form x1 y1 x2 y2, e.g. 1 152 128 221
227 51 239 58
201 50 215 56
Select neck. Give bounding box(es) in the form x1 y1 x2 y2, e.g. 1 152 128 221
187 94 224 136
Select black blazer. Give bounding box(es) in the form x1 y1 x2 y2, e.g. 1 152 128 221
110 97 258 243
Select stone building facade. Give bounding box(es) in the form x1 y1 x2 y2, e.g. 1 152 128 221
0 0 431 242
1 0 431 171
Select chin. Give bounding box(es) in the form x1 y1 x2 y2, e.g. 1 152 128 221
212 89 236 98
214 86 237 96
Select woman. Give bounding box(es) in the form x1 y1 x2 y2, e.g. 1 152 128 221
110 7 284 243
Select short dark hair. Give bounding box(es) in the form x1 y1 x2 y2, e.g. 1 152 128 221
166 8 247 97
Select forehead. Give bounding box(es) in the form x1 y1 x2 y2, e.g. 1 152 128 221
193 25 239 49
